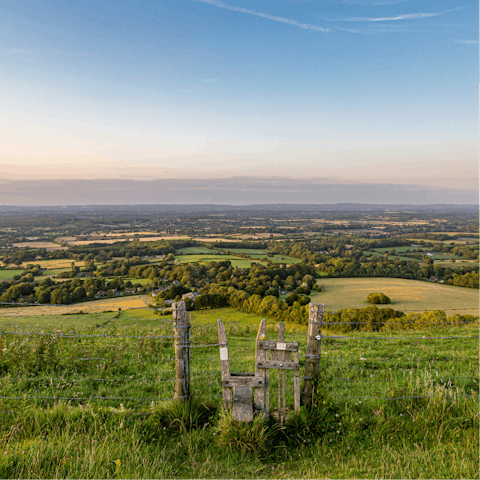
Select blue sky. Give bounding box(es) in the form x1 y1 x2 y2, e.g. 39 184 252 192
0 0 478 201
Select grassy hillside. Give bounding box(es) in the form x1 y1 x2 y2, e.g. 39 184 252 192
311 277 479 315
0 307 477 478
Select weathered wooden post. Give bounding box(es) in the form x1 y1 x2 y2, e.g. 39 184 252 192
172 301 190 402
301 303 324 407
217 319 233 409
254 319 268 418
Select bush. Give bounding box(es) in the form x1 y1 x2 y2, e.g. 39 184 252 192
366 292 391 304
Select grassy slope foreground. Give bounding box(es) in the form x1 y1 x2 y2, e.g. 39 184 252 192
0 307 478 478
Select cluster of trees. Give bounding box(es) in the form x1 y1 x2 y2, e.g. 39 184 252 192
34 276 141 304
0 274 142 304
366 292 391 304
322 306 477 333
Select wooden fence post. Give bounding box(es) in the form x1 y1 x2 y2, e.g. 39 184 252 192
254 319 268 418
301 303 324 407
217 318 233 409
172 301 190 402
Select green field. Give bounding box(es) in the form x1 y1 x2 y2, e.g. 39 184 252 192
371 246 426 253
215 248 269 255
435 260 477 269
311 277 479 315
254 254 302 264
0 307 477 478
175 246 214 255
363 251 421 262
175 254 264 268
0 311 119 329
0 269 24 279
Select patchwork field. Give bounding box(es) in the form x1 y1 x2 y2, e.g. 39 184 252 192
311 277 479 315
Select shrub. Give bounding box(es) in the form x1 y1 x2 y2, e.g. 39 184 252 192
366 292 391 304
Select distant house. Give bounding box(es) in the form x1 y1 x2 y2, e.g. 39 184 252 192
151 286 167 297
125 288 136 295
182 292 200 302
95 290 106 298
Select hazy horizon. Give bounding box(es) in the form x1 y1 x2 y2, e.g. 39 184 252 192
0 177 476 206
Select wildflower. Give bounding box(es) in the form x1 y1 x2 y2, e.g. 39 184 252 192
115 459 121 467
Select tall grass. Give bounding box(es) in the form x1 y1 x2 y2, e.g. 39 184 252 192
0 310 478 478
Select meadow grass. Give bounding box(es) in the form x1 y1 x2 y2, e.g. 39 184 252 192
0 270 24 280
0 295 151 317
215 248 269 255
0 307 478 478
311 277 479 315
175 247 214 255
174 254 264 268
363 251 421 262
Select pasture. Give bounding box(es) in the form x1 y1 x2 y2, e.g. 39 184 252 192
311 277 479 315
0 306 477 478
0 295 152 317
11 242 67 250
363 251 421 262
0 269 24 280
174 254 264 268
20 259 87 270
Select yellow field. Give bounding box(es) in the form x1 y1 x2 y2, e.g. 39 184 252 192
0 295 152 317
311 277 479 315
20 259 87 269
11 242 68 250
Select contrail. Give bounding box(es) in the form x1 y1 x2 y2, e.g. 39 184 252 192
193 0 331 32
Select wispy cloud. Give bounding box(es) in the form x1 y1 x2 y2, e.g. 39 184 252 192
453 39 478 45
328 0 411 4
334 12 443 22
193 0 330 32
324 6 462 23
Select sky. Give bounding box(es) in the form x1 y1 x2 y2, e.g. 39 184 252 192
0 0 478 205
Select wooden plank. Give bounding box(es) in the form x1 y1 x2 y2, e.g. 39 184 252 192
217 318 232 409
293 342 300 412
301 303 325 407
256 360 299 371
277 322 286 425
172 301 189 403
222 377 265 387
258 341 298 352
254 319 267 417
232 386 254 422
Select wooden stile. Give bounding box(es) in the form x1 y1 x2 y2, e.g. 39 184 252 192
218 317 300 422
